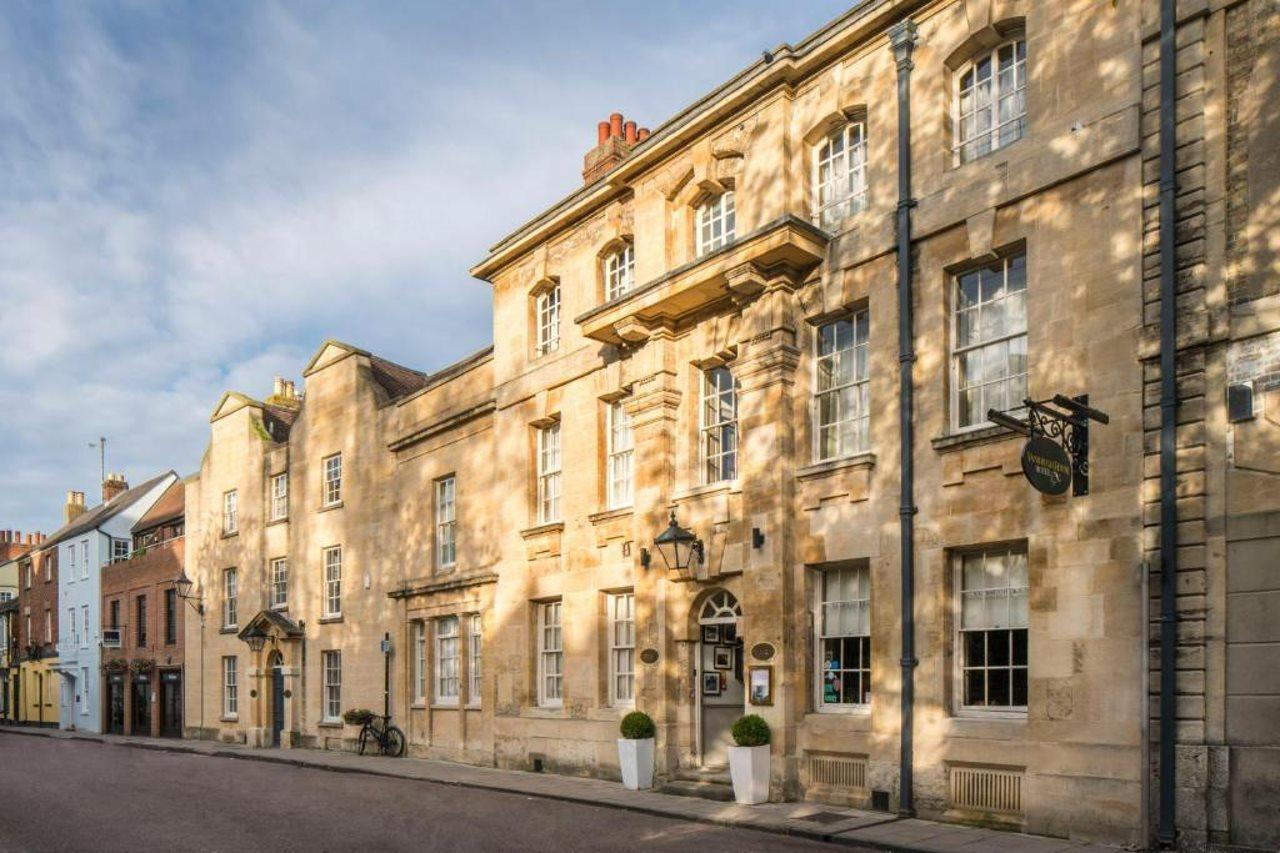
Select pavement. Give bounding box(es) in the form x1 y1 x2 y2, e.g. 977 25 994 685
0 724 1123 852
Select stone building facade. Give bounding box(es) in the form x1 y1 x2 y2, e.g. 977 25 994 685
179 1 1277 849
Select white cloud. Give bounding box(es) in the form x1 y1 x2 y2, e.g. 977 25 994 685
0 0 852 532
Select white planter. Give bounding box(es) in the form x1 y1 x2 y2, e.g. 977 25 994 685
727 744 771 804
617 737 655 790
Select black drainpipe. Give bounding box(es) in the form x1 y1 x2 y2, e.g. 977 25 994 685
889 18 919 818
1156 0 1178 846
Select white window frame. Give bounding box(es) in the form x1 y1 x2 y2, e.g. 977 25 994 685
954 38 1027 165
696 191 736 257
80 541 88 578
222 568 237 629
604 243 635 301
468 614 482 708
535 285 561 356
815 565 871 711
270 473 289 521
813 121 867 230
536 600 563 709
322 650 342 722
413 621 427 706
322 454 342 507
955 546 1029 716
606 400 634 510
951 253 1028 432
813 310 871 462
81 605 89 649
67 544 75 574
700 367 738 484
435 476 457 570
323 546 342 618
43 608 51 644
434 616 460 706
536 422 562 525
80 667 89 714
111 538 130 563
608 592 635 708
222 490 238 535
222 656 238 718
68 607 77 647
269 557 288 610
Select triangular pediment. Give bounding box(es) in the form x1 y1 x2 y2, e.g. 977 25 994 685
238 610 304 642
210 391 261 423
303 339 369 377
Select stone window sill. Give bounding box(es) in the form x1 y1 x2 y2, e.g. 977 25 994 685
795 452 876 481
318 501 344 514
266 517 288 527
931 425 1019 454
317 720 343 729
220 715 238 723
318 615 343 625
520 521 564 539
588 507 633 525
219 626 238 635
220 530 239 540
672 481 739 503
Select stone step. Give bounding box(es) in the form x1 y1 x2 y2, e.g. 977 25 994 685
659 778 735 802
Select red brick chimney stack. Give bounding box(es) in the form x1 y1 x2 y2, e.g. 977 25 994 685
582 112 651 184
0 529 45 561
102 473 129 504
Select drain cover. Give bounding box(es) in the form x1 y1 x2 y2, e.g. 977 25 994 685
798 811 854 825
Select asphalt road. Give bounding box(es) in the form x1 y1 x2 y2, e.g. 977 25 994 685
0 735 859 853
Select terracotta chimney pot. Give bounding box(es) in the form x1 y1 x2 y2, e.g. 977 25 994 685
610 112 624 139
637 127 651 141
597 122 611 145
624 121 637 144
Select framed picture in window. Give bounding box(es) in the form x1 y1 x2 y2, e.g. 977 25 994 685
748 665 773 706
712 646 733 670
701 625 720 643
701 672 721 696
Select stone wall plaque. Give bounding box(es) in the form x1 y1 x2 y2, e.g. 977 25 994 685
751 642 775 661
640 648 659 665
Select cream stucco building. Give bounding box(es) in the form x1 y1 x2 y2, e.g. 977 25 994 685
182 1 1280 850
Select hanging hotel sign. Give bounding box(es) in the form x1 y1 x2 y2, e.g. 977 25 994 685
989 394 1110 497
1021 436 1072 495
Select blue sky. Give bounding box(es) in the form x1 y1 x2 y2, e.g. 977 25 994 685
0 1 853 533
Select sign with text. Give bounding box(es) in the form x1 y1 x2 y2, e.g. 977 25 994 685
1021 435 1072 495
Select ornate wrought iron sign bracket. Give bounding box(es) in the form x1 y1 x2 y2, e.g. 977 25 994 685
987 394 1110 496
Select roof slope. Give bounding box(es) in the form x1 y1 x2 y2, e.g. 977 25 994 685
370 355 429 400
42 471 176 550
131 480 185 534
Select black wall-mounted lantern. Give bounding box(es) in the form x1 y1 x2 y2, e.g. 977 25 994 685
650 511 704 580
173 569 204 616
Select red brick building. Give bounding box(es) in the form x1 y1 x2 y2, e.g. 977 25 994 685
101 482 186 737
14 547 58 725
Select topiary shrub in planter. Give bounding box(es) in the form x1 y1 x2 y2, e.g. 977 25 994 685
620 711 656 740
731 714 771 747
617 711 656 790
728 714 771 804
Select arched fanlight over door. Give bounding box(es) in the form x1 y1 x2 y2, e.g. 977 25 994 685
699 590 741 625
